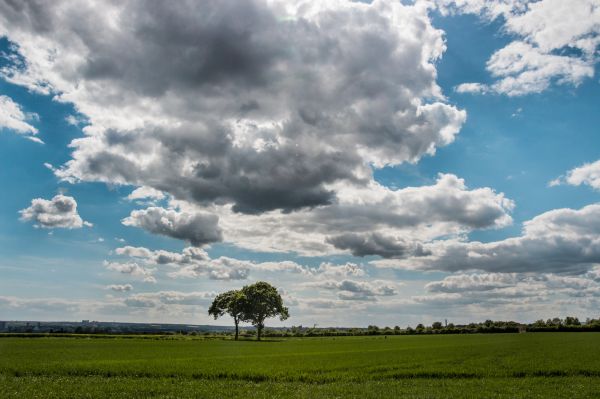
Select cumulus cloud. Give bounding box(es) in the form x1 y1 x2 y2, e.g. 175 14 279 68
316 262 366 278
209 173 514 256
0 0 524 265
0 0 465 217
377 203 600 274
114 245 250 281
103 261 156 284
425 273 520 293
0 95 41 142
327 232 431 258
112 244 370 285
106 284 133 292
19 195 91 229
127 186 166 201
169 256 252 281
310 279 398 301
124 291 215 308
417 270 600 310
122 207 222 247
561 160 600 191
115 245 209 265
438 0 600 95
455 82 489 94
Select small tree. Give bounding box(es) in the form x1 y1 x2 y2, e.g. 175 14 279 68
565 316 581 326
241 281 289 341
208 290 246 340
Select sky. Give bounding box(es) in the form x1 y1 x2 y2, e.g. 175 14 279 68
1 0 599 327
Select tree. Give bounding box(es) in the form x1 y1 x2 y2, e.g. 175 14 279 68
208 290 246 340
565 316 580 326
240 281 289 341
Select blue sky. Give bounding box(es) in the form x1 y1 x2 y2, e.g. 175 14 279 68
1 0 599 327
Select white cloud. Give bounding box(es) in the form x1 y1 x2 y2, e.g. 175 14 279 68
417 270 600 311
547 177 562 187
316 262 366 278
308 279 399 301
455 82 489 94
564 159 600 191
127 186 166 201
0 94 41 142
106 284 133 292
124 291 215 308
103 261 156 284
112 245 370 288
438 0 600 95
19 194 91 229
25 135 44 144
425 273 520 293
169 256 252 281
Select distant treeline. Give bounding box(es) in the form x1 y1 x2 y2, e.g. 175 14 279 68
0 320 231 335
256 317 600 338
2 317 599 337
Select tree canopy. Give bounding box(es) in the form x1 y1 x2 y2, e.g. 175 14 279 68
208 281 289 341
241 281 289 341
208 290 246 340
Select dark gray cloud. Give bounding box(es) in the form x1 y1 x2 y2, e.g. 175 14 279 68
19 194 91 229
83 0 283 94
327 232 431 258
122 207 222 247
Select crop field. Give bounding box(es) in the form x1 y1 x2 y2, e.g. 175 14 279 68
1 333 600 398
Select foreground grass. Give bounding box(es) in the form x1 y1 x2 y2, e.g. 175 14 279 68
1 333 599 397
3 375 600 398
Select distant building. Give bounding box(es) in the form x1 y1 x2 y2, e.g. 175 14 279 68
0 321 6 331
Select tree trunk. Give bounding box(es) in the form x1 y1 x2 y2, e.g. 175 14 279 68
257 323 263 341
234 318 239 341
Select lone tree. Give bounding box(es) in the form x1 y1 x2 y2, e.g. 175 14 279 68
241 281 289 341
208 290 246 340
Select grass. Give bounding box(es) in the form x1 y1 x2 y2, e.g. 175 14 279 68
1 333 599 397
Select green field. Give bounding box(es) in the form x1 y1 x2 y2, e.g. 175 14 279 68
1 333 600 398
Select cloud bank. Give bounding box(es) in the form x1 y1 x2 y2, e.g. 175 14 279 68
375 203 600 274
